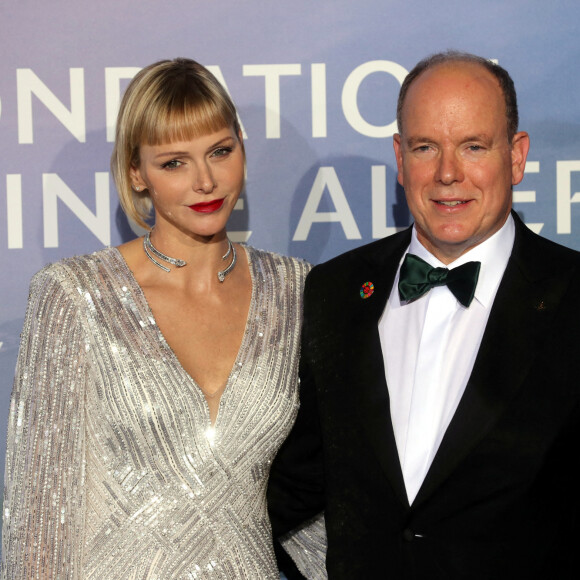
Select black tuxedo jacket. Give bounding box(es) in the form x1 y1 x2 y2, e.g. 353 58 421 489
268 212 580 579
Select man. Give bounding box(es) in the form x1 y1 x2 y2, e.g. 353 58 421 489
269 51 580 578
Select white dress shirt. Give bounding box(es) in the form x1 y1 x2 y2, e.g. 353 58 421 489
378 215 515 504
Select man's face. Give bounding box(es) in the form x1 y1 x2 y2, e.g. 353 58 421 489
393 62 529 264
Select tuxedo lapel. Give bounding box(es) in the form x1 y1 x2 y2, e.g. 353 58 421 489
414 215 576 506
346 229 412 507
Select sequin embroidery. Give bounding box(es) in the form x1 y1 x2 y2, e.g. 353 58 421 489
2 246 310 579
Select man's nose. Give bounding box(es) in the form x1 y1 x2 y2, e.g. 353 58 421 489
435 149 464 184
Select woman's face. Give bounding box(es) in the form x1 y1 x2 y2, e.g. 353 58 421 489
131 126 245 240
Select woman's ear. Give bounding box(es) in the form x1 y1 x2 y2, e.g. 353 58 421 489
130 165 146 191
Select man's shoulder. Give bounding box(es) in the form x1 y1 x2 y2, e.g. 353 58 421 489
513 215 580 274
309 227 411 283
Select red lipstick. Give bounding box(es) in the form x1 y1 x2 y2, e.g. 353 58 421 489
189 199 225 213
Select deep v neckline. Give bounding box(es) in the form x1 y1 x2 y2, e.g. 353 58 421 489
112 245 257 428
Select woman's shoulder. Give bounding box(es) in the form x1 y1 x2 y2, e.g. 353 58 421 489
244 244 312 275
31 247 124 293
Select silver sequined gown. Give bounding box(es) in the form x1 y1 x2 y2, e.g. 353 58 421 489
2 245 310 579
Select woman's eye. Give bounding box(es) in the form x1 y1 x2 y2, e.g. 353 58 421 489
161 159 182 170
211 146 233 158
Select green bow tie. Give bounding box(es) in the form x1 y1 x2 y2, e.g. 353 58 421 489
398 253 481 307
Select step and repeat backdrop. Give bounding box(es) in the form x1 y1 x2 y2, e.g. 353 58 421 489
1 0 580 523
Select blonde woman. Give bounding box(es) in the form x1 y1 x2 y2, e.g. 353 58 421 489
2 59 314 579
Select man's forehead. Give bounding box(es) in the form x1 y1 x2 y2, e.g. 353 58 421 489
397 61 511 145
400 62 505 128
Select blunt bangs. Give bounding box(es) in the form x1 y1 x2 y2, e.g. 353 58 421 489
137 87 236 149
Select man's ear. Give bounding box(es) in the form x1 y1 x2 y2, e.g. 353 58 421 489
393 133 404 187
511 131 530 186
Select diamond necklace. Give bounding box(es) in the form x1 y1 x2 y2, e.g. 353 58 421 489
143 231 237 282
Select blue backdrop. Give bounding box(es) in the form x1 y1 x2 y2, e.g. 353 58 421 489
2 0 580 543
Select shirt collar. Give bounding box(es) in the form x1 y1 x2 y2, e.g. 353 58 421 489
407 214 515 308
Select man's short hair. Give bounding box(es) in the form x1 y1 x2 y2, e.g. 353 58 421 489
396 51 519 142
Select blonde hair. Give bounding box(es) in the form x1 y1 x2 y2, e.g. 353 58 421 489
111 58 242 229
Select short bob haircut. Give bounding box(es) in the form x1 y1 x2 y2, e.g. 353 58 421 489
111 58 242 229
396 50 519 144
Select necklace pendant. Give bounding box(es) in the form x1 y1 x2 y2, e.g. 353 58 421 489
144 231 187 272
217 239 237 283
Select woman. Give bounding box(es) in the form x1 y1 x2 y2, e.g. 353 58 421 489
2 58 313 579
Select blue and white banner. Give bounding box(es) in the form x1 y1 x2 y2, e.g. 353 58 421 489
1 0 580 513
